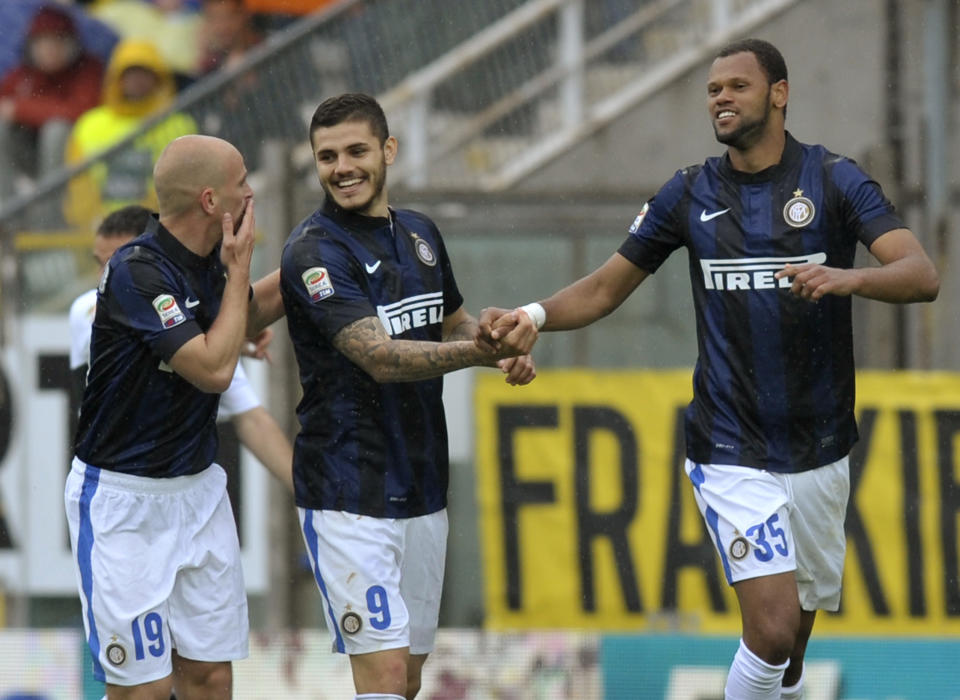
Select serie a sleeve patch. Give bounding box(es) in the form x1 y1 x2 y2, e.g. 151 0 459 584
302 267 335 301
152 294 186 328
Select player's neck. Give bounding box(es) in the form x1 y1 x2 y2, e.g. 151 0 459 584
727 129 786 174
159 213 219 258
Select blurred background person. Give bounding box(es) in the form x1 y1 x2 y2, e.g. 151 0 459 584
0 4 106 205
196 0 262 76
63 38 196 229
91 0 202 88
0 0 117 81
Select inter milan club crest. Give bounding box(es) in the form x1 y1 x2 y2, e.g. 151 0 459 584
341 611 363 635
729 536 750 560
411 233 437 267
106 642 127 666
783 188 815 228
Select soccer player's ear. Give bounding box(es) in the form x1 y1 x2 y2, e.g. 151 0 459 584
772 79 788 111
200 186 217 215
384 135 398 165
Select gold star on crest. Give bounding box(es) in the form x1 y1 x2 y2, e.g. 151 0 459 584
793 188 804 197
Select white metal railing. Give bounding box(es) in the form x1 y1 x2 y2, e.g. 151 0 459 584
378 0 801 191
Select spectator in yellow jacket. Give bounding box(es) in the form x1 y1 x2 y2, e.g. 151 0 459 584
65 38 196 229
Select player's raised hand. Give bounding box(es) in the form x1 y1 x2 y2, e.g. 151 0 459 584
221 199 256 278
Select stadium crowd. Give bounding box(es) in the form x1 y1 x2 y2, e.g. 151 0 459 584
0 0 337 218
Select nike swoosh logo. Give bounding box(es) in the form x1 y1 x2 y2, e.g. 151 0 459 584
185 298 200 308
365 260 382 274
700 208 731 222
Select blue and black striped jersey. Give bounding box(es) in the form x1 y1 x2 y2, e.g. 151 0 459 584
74 217 226 477
618 133 904 473
280 199 464 517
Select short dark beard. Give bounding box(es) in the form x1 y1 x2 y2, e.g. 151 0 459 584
322 157 387 216
713 87 772 150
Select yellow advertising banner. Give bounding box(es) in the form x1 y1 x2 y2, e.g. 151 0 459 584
476 370 960 636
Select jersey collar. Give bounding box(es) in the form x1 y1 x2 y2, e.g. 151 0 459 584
321 196 394 234
147 215 218 269
719 131 802 184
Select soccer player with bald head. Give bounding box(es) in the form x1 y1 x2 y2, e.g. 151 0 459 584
65 135 284 700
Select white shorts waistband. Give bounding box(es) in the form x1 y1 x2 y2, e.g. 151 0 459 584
71 456 223 494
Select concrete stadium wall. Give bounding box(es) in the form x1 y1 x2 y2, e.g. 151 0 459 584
516 0 893 196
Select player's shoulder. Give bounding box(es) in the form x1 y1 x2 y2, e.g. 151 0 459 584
393 207 442 244
283 209 351 268
285 208 342 252
96 240 167 298
798 139 874 189
794 138 857 170
393 207 437 230
650 163 704 205
110 236 167 273
660 161 707 191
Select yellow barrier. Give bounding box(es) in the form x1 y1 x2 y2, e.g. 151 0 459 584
476 370 960 636
13 230 91 252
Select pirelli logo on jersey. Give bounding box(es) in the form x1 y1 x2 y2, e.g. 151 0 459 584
377 291 444 336
700 253 827 291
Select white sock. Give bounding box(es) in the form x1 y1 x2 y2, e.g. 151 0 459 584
780 665 805 699
724 638 789 700
355 695 405 700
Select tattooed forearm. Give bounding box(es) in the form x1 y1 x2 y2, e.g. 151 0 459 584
333 316 498 383
442 314 478 342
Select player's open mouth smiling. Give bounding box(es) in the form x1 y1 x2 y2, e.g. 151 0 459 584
716 109 736 122
336 177 364 192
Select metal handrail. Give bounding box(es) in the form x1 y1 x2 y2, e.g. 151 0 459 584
372 0 800 191
382 0 688 184
485 0 799 189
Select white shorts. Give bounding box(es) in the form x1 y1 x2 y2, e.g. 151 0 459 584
299 508 448 656
685 457 849 611
65 458 249 686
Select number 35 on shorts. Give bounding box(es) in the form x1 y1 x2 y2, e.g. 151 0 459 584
730 513 789 562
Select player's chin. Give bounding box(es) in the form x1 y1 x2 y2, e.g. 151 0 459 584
335 195 372 213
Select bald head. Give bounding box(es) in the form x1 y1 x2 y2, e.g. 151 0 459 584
154 135 243 217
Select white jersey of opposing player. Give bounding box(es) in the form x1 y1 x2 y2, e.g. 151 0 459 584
69 288 260 420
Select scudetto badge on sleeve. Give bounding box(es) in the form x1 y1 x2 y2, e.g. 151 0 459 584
302 267 334 301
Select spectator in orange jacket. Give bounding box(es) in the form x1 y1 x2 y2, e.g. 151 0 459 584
196 0 262 76
0 4 105 204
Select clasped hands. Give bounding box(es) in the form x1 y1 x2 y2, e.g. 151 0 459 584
474 306 540 386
